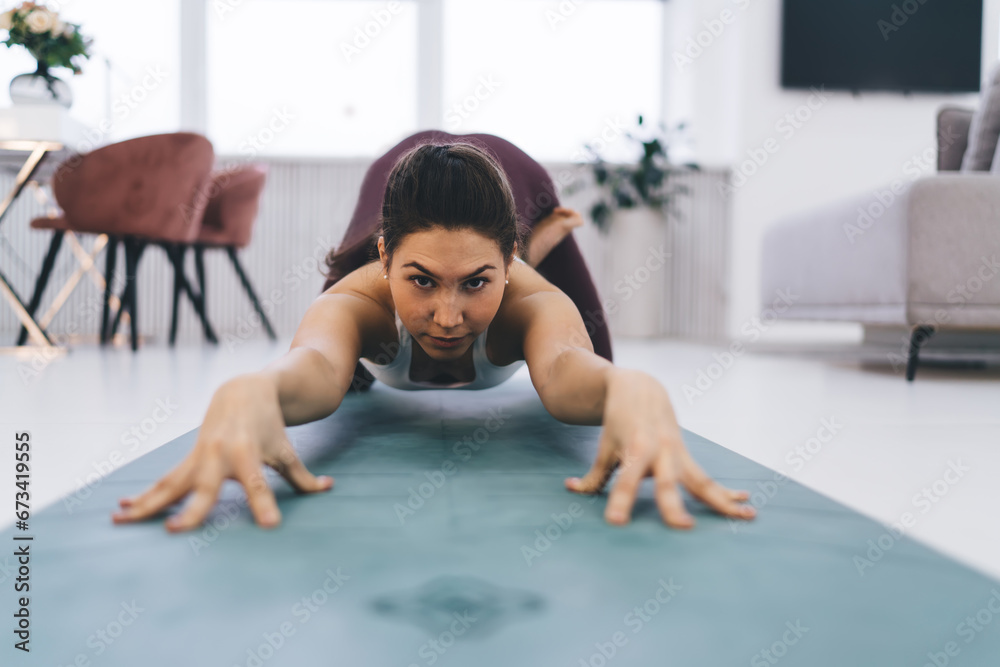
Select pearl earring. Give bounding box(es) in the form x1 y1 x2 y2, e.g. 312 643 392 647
505 279 509 284
383 274 388 279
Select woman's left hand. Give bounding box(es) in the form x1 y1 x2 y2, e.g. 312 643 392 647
565 368 757 528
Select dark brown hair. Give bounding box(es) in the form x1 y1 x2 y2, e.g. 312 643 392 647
324 141 523 285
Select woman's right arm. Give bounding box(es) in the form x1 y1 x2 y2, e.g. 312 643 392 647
268 291 382 425
111 290 386 532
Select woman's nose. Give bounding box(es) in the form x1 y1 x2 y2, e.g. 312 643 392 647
432 297 464 329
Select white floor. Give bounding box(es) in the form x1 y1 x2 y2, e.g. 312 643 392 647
1 336 998 584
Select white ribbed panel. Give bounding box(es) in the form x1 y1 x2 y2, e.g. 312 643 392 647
554 163 731 340
0 159 728 344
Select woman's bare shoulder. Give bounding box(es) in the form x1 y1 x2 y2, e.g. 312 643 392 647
485 259 567 361
502 257 563 305
317 261 396 328
323 261 391 306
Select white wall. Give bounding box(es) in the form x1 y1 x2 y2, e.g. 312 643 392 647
665 0 1000 341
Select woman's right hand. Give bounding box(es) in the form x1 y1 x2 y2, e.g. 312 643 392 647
111 374 334 532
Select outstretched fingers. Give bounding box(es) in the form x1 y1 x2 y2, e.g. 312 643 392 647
165 461 226 533
604 460 645 526
565 433 619 495
113 458 195 524
233 454 282 529
679 453 756 521
652 448 695 529
267 440 334 495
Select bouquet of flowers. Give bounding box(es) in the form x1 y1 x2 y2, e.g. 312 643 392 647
0 2 92 75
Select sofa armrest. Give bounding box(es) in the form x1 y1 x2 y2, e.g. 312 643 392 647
907 174 1000 327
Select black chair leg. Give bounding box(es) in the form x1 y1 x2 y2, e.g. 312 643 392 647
906 325 935 382
129 240 148 351
168 244 186 346
227 247 276 340
168 246 217 345
109 241 134 342
109 238 146 350
194 245 207 309
101 236 119 345
181 276 218 344
125 239 139 352
17 230 65 345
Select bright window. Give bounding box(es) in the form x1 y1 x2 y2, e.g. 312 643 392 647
207 0 419 158
442 0 663 162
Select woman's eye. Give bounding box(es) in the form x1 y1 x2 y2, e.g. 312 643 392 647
410 276 487 289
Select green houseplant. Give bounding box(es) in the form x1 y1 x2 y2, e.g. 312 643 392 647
567 115 701 338
582 115 698 234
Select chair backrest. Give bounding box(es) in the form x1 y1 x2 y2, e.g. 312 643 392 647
937 106 973 172
51 133 215 243
196 163 269 248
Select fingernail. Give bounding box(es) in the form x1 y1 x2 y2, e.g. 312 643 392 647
743 506 757 517
607 510 625 523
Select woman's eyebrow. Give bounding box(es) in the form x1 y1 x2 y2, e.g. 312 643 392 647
402 261 496 280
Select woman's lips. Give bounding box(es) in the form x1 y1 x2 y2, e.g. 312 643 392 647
428 335 465 347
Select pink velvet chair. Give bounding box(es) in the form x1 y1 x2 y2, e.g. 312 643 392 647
169 163 275 344
23 133 217 350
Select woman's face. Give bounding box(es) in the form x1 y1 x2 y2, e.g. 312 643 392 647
379 226 514 361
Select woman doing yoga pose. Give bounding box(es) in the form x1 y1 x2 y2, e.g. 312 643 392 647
111 132 757 532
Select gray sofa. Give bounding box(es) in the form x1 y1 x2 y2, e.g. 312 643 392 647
760 106 1000 380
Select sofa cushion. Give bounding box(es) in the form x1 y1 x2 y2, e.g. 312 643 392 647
937 107 972 171
961 63 1000 171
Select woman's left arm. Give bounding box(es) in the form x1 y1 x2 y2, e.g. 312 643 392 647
518 289 756 528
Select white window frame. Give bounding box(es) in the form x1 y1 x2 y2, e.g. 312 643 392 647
181 0 668 154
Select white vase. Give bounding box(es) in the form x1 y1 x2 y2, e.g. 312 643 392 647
603 207 669 338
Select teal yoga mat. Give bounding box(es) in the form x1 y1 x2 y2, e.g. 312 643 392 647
5 379 999 666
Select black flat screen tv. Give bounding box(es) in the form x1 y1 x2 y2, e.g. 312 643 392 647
781 0 983 93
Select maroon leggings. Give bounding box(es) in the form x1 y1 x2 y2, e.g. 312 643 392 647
323 130 613 389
